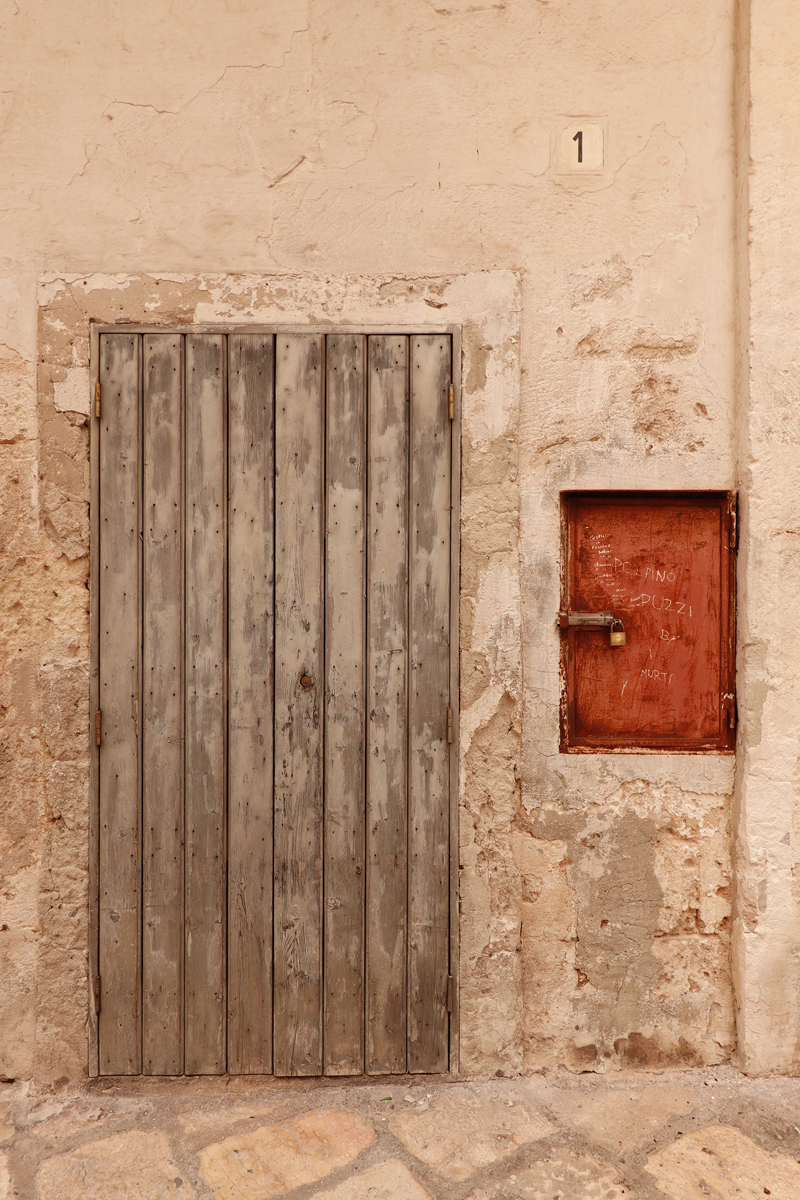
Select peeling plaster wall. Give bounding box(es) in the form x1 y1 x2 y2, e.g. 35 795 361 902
0 0 750 1080
29 272 522 1082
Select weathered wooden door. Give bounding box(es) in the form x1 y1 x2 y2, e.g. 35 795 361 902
92 330 455 1076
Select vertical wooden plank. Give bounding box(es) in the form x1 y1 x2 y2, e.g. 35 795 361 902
408 334 451 1073
366 335 409 1075
228 333 275 1074
142 334 183 1075
324 334 366 1075
448 326 462 1075
273 333 324 1077
88 324 101 1078
98 332 142 1075
185 334 226 1075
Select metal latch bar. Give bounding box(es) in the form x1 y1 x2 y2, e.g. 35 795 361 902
558 611 615 629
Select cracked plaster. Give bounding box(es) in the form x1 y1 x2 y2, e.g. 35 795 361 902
26 269 521 1082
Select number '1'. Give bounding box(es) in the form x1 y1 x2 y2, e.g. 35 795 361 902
573 130 583 163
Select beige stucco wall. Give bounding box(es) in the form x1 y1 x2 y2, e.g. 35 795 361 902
0 0 795 1080
30 270 522 1082
732 0 800 1076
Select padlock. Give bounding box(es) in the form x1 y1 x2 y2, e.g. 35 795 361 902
609 620 626 647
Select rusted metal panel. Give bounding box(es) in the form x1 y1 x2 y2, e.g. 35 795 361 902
560 492 736 752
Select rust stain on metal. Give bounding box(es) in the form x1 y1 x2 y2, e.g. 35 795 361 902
560 491 736 752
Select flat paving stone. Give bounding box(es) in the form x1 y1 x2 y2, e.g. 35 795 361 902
646 1123 800 1199
540 1081 697 1154
310 1157 433 1199
3 1068 800 1200
390 1092 553 1181
466 1150 627 1199
199 1108 375 1200
25 1096 122 1145
35 1130 195 1200
177 1102 279 1135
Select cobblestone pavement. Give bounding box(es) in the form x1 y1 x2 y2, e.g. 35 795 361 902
2 1066 800 1199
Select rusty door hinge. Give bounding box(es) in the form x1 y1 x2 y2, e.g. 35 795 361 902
446 975 455 1012
93 974 101 1014
448 383 454 421
95 380 101 419
447 707 453 744
726 495 738 550
95 710 102 746
722 692 736 730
